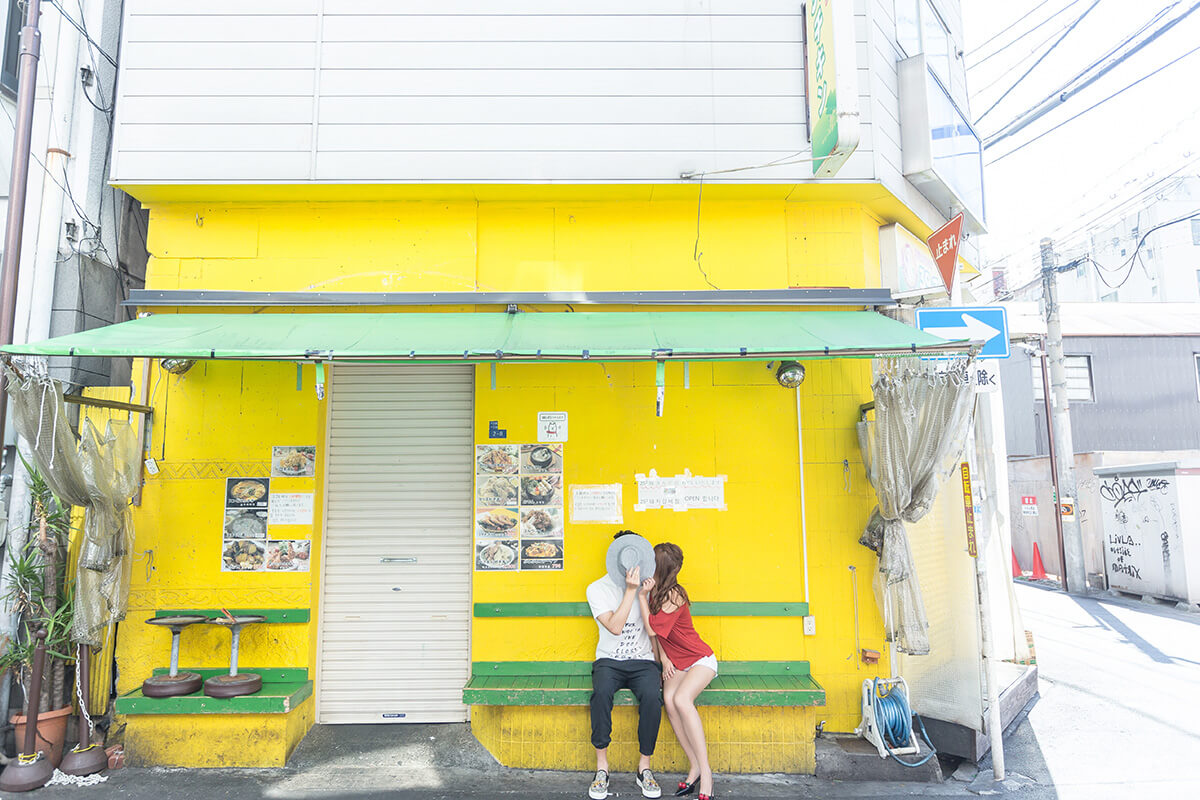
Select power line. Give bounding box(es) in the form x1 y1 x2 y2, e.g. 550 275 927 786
1083 209 1200 290
974 0 1103 125
974 17 1079 96
985 0 1200 148
969 0 1087 71
986 43 1200 165
46 0 117 68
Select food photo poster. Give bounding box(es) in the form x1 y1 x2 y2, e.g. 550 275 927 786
475 444 564 571
223 446 317 573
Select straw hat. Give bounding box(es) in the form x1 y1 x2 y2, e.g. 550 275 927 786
606 532 656 588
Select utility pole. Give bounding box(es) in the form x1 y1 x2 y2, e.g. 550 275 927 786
1039 238 1088 594
0 0 44 455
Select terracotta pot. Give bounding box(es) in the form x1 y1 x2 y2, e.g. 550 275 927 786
11 705 73 766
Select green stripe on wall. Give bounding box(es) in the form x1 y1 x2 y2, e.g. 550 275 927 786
473 601 808 618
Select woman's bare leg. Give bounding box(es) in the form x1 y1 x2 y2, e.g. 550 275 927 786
663 669 701 783
671 666 716 796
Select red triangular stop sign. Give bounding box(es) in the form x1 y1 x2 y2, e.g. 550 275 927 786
926 213 964 294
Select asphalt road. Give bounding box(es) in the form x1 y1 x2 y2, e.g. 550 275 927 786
17 584 1200 799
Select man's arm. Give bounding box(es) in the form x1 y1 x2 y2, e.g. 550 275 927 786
595 566 641 636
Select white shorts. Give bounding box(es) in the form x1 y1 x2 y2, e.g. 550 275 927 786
683 654 718 675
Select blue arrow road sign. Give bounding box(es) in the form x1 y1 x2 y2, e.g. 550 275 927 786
915 306 1010 359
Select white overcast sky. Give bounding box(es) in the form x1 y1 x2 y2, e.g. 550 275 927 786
961 0 1200 285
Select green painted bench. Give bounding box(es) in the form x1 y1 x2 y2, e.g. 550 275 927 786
115 668 312 715
117 608 314 716
462 661 824 707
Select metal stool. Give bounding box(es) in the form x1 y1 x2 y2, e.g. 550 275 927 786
142 615 209 697
203 615 266 698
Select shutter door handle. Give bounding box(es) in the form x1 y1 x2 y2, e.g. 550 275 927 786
381 557 417 563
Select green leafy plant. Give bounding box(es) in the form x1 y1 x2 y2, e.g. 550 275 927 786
0 458 76 714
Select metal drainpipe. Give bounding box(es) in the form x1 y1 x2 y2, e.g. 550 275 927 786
0 0 46 733
1038 336 1068 589
0 0 44 451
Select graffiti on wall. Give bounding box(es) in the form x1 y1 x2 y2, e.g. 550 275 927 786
1096 471 1184 599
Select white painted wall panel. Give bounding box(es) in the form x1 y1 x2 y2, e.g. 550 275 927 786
319 96 806 125
124 14 319 42
118 124 314 152
321 15 802 42
121 69 316 97
113 0 892 184
318 69 805 98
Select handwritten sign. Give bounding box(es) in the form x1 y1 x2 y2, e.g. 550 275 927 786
570 484 623 524
268 493 314 527
1096 470 1185 599
635 470 727 512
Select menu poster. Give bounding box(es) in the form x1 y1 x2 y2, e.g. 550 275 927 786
265 540 311 572
222 538 267 572
272 446 317 478
520 539 564 570
474 443 566 571
225 509 268 539
226 477 269 510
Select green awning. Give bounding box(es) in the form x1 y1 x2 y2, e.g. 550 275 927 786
0 311 966 361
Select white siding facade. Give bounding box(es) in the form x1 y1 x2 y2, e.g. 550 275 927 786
112 0 893 185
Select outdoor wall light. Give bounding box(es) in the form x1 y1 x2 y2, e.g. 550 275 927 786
776 360 806 388
160 358 195 375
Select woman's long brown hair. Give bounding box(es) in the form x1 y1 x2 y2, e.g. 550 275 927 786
648 542 690 614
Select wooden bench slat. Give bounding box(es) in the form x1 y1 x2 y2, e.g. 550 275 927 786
155 608 310 624
463 660 824 708
115 680 313 716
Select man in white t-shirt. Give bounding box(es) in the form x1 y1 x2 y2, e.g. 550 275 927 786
585 531 662 800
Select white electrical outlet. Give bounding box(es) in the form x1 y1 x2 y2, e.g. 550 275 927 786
803 615 816 636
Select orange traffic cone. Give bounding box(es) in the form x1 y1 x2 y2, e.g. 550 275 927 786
1031 543 1048 580
1012 548 1023 578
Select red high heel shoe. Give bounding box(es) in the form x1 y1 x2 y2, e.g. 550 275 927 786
674 778 698 796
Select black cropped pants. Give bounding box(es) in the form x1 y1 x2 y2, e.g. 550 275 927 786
590 658 663 755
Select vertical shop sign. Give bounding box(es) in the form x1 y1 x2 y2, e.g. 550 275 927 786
960 462 977 557
806 0 860 177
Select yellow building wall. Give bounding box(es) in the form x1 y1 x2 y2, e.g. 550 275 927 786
143 190 882 294
117 360 326 694
121 189 896 770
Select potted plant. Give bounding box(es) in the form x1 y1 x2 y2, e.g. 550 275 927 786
0 463 77 765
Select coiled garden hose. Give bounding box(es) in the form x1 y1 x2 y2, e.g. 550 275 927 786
871 678 938 767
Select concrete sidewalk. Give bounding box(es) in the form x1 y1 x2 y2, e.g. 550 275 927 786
22 583 1200 799
26 723 1008 800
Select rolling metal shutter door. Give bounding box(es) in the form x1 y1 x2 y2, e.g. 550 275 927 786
318 365 473 724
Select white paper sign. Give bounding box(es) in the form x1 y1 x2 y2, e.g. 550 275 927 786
537 412 568 442
635 470 727 512
268 493 314 526
571 484 623 524
974 365 1000 394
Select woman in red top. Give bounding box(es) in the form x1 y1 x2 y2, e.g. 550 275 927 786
639 543 718 800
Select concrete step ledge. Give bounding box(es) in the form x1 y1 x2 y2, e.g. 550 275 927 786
814 734 943 783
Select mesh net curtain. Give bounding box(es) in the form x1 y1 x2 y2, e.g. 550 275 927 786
3 358 141 647
857 357 975 656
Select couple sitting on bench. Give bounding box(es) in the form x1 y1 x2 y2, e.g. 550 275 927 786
586 531 718 800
